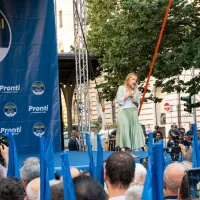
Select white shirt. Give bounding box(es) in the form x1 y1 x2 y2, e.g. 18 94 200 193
146 126 152 134
99 129 109 139
109 196 125 200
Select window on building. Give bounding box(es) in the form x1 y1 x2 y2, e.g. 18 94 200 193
59 10 63 28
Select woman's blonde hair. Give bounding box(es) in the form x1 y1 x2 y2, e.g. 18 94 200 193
124 72 138 89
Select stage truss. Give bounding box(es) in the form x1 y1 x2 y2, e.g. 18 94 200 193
73 0 90 134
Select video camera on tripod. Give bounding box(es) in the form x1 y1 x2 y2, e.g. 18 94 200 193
165 132 181 161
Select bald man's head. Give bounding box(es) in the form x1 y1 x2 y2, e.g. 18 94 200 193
26 178 40 200
164 163 186 195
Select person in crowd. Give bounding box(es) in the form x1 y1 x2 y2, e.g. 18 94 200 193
125 186 143 200
181 135 191 148
169 124 180 136
116 72 145 157
178 174 189 200
0 177 26 200
125 163 146 200
20 157 40 189
153 126 163 138
105 151 135 200
26 178 40 200
68 130 80 151
130 163 146 186
155 131 167 148
179 144 192 162
145 124 152 134
54 171 61 180
50 182 64 200
141 124 147 150
168 125 174 135
0 143 9 168
164 163 186 200
178 124 186 135
186 123 193 138
183 151 192 163
97 115 103 125
73 175 107 200
81 170 90 176
156 131 163 142
99 125 110 150
60 167 81 181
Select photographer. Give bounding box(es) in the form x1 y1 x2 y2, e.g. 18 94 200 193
169 124 181 136
166 132 182 162
186 123 193 140
178 124 186 136
181 135 191 149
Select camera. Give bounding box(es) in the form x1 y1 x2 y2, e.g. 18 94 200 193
165 133 181 161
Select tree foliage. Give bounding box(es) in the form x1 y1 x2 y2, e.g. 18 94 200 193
87 0 200 103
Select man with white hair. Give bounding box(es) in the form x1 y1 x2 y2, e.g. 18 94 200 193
125 163 146 200
125 186 143 200
20 157 40 189
131 163 146 186
164 163 186 200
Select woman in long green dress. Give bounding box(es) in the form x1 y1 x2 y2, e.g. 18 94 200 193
116 72 145 156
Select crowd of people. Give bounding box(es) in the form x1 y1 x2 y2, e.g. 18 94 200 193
0 133 194 200
0 120 197 200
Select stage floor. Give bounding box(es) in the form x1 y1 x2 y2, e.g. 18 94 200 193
18 150 148 173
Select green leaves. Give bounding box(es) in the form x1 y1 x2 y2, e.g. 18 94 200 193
87 0 200 101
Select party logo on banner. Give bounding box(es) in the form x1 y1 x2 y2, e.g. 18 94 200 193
0 10 12 62
4 102 17 117
32 81 45 95
28 105 49 114
32 122 46 137
0 85 20 94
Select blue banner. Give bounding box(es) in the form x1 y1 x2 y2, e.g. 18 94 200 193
0 0 61 153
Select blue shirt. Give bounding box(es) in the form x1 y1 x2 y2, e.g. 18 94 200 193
186 130 193 136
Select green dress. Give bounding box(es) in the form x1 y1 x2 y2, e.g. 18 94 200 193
116 86 145 149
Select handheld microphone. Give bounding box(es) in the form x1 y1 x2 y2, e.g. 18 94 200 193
131 86 135 97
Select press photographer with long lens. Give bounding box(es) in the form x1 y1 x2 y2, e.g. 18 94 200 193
0 134 9 169
166 124 183 162
166 124 192 162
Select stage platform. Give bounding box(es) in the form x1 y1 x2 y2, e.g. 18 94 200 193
18 151 148 174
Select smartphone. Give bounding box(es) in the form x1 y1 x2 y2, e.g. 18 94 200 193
186 168 200 199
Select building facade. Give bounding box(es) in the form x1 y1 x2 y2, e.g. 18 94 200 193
56 0 200 135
